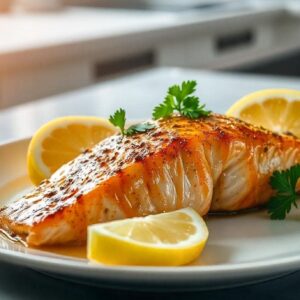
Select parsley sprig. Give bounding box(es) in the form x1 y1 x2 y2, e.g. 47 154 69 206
109 80 210 134
152 80 211 120
109 108 155 136
268 164 300 220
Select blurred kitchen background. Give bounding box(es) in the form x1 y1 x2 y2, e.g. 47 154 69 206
1 0 300 108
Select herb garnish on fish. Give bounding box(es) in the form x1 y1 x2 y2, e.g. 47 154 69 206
152 80 211 120
268 164 300 219
109 108 155 136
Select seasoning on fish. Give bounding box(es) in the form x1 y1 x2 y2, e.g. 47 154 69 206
1 114 300 246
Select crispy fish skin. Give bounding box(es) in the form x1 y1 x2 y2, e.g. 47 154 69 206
1 114 300 246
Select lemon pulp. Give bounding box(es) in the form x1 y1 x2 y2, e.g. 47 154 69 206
27 116 116 185
226 89 300 137
88 208 208 266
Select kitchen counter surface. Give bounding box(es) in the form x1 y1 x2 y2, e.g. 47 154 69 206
0 3 289 69
2 1 300 107
1 67 300 142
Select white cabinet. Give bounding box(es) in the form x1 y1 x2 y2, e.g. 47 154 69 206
1 6 300 108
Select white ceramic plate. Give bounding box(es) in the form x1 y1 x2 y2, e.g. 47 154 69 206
1 138 300 291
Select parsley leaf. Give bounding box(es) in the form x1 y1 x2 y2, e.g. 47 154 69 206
109 108 156 136
152 80 211 120
268 164 300 220
152 95 175 120
126 122 156 135
181 96 211 119
109 108 126 135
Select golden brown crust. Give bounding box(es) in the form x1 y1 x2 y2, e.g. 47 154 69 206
1 114 300 237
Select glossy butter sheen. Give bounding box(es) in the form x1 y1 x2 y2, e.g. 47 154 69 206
1 114 300 246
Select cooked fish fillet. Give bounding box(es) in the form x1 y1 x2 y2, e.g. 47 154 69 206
1 114 300 246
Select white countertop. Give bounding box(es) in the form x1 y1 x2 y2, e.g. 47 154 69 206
0 8 176 54
1 67 300 143
0 3 286 69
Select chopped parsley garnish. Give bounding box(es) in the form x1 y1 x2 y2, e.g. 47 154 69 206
152 80 211 120
109 108 155 136
268 164 300 220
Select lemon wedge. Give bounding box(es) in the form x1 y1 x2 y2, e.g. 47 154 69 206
226 89 300 137
27 116 116 185
88 208 208 266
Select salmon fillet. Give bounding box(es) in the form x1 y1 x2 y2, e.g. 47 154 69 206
1 114 300 246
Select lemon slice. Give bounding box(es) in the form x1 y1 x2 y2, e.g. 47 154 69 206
88 208 208 266
226 89 300 137
27 116 116 185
